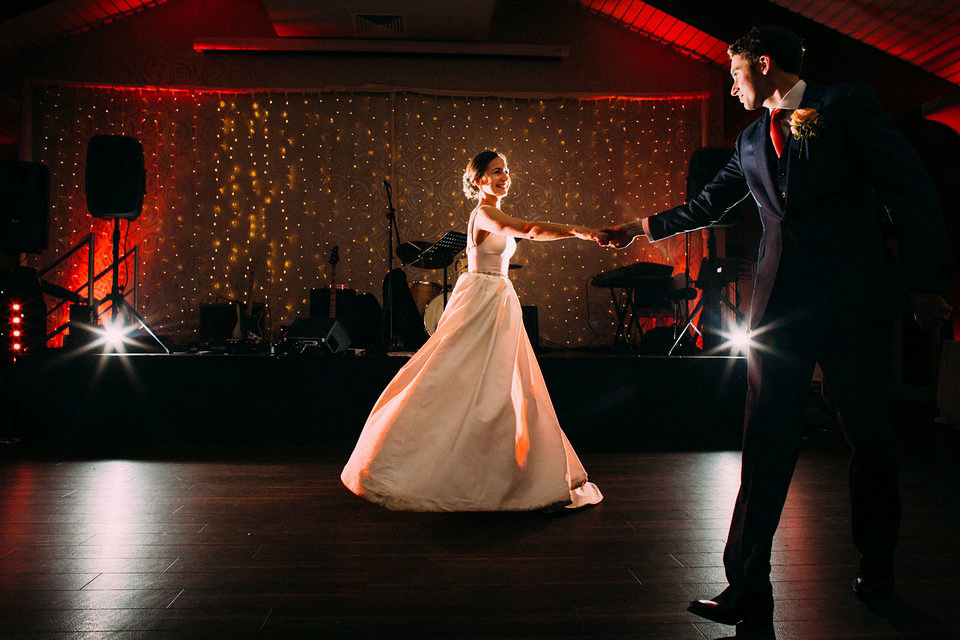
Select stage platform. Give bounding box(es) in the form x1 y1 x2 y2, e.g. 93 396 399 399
2 349 747 450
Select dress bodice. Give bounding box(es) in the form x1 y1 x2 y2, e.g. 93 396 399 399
466 209 516 277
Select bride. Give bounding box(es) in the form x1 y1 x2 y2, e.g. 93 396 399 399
341 150 605 511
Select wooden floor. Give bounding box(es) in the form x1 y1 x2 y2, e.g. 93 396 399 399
1 410 958 639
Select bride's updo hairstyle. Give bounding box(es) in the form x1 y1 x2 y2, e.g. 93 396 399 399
462 150 503 200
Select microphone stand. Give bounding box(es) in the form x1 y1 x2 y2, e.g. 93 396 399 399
383 180 401 351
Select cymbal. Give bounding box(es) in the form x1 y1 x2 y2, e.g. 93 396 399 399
416 254 456 269
397 240 458 269
396 241 432 266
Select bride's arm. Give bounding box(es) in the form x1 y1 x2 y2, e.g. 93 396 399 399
473 205 604 242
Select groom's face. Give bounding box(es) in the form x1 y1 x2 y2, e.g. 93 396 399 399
729 54 768 112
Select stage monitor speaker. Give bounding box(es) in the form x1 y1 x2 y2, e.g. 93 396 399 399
85 135 146 219
0 161 50 253
285 318 351 354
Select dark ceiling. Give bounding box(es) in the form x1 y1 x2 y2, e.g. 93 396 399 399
0 0 958 146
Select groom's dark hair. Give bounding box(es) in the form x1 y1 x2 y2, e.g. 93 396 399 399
728 25 804 75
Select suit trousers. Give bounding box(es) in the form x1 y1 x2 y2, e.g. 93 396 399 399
722 314 901 593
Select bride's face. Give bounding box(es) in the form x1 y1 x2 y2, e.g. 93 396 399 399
478 156 510 198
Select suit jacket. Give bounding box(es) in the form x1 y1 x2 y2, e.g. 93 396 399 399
647 82 951 330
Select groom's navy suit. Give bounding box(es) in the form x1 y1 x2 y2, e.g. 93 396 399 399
646 82 951 593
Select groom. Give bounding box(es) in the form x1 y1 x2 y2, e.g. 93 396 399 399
605 25 953 627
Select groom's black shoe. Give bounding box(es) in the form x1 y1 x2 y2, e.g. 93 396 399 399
853 556 895 597
687 586 774 626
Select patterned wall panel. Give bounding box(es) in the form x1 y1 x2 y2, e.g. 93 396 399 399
30 84 705 349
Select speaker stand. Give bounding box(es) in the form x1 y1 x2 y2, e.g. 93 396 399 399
668 228 745 356
101 217 170 354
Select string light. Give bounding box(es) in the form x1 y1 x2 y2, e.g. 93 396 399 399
30 85 704 348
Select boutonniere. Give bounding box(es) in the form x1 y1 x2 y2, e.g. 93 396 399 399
789 108 824 159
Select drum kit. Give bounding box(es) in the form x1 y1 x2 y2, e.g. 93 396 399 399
397 231 467 335
400 233 524 335
420 256 469 334
379 181 522 346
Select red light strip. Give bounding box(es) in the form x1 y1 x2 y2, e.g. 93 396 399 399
574 0 729 66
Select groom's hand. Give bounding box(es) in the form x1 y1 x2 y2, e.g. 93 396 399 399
599 226 636 249
909 292 953 331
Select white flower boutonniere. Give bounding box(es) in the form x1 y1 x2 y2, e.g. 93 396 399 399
789 108 824 159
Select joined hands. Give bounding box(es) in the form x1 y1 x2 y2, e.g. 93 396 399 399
573 227 610 245
909 292 954 331
592 222 642 249
598 226 637 248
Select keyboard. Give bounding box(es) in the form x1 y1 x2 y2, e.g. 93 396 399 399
592 262 675 288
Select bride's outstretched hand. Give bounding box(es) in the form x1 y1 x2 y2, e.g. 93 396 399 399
574 226 609 245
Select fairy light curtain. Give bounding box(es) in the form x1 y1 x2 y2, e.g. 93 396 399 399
30 84 704 348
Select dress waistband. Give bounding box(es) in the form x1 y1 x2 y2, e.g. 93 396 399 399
468 269 506 278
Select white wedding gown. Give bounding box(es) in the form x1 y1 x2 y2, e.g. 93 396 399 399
341 210 602 511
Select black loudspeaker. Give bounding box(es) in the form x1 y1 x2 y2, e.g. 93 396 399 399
381 268 428 350
686 146 735 199
0 161 50 253
638 325 679 355
85 135 146 219
686 146 742 228
310 286 357 320
285 318 351 354
199 302 241 344
310 287 381 349
64 304 98 350
521 305 539 350
345 292 382 349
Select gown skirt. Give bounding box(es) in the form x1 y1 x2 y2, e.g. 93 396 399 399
340 270 602 511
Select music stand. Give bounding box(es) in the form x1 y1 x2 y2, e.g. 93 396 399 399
396 240 432 267
413 231 467 305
